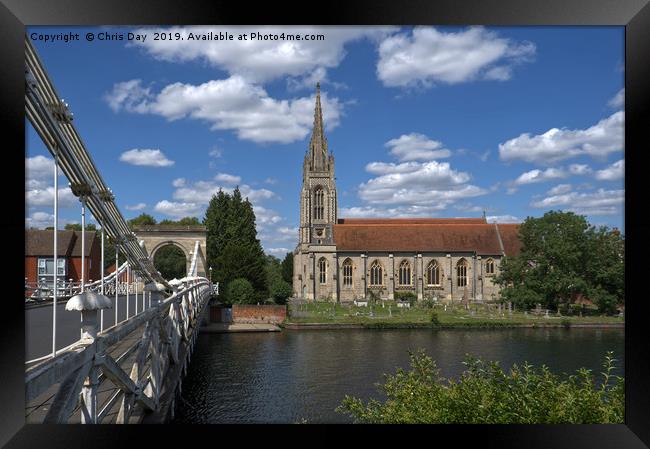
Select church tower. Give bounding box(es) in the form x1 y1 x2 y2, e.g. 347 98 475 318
298 82 338 249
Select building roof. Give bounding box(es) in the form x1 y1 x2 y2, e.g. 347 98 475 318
495 224 522 257
332 220 521 256
25 229 97 257
337 218 487 225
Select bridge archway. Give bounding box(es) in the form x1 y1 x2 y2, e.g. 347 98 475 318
133 225 208 279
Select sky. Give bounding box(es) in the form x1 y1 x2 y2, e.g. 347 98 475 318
25 26 625 257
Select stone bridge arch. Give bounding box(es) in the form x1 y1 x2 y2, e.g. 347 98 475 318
132 225 207 279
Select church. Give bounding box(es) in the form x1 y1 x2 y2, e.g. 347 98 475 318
293 84 522 303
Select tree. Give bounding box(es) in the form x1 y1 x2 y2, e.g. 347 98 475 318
128 213 156 227
270 279 292 304
281 252 294 284
158 217 201 226
494 211 624 313
153 245 186 280
224 278 255 305
64 223 97 231
204 187 269 301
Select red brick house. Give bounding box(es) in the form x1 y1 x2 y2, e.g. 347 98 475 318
25 229 101 287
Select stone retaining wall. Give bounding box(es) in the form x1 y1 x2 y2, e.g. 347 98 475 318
232 304 287 324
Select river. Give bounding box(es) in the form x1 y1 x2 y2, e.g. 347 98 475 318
171 327 624 424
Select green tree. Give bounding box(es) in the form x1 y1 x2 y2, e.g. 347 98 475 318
224 278 255 305
158 217 201 226
204 188 268 301
281 252 294 284
494 211 623 313
64 223 97 231
337 350 624 424
153 245 186 280
265 255 283 286
127 213 156 227
270 279 293 304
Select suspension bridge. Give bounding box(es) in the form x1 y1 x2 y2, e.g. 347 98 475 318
24 35 216 424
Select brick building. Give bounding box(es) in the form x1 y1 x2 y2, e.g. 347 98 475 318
293 84 522 303
25 229 101 286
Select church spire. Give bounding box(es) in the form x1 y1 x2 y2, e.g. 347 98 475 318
309 82 328 171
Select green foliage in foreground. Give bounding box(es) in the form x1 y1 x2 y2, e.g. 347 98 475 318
337 350 624 424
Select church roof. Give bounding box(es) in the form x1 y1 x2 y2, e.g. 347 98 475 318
337 218 487 225
332 220 521 256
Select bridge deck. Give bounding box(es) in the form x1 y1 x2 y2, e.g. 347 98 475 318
26 321 150 424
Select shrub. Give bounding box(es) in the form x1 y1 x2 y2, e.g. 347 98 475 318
225 278 255 304
337 350 624 424
270 280 293 304
395 291 417 305
430 311 440 325
421 298 436 309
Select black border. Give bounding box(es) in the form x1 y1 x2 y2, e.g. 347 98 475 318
1 0 649 447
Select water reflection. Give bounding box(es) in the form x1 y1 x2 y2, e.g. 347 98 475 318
173 328 624 424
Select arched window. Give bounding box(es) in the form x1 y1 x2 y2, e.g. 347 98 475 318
342 258 353 287
398 260 412 286
369 260 383 286
314 187 324 220
426 260 440 286
486 258 495 275
318 258 327 284
456 259 468 287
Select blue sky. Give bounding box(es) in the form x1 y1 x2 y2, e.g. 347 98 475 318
25 26 624 256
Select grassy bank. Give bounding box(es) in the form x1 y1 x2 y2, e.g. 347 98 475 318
285 301 624 328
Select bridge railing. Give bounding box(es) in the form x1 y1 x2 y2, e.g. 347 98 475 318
25 277 213 424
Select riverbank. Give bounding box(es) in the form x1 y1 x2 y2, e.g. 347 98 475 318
282 321 624 330
284 301 624 329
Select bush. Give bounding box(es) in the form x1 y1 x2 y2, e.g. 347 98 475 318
270 280 293 304
430 311 440 325
225 278 255 304
337 350 624 424
420 298 436 309
395 291 417 305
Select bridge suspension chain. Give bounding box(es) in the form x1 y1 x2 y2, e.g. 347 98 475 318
25 36 170 288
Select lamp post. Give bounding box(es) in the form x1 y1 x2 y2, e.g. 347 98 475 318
209 266 213 282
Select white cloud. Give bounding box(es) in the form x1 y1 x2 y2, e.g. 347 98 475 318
125 203 147 211
499 111 624 164
530 188 624 216
25 212 77 229
119 149 175 167
594 159 624 181
377 26 535 88
568 164 593 175
513 167 567 186
384 133 452 161
339 204 449 218
104 79 152 113
129 26 395 84
172 178 274 205
266 248 292 257
209 149 222 159
486 215 520 223
105 76 344 144
214 173 241 185
547 184 572 195
172 178 186 187
608 88 624 108
26 186 76 208
154 200 203 218
264 177 278 185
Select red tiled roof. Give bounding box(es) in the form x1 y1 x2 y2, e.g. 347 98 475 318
337 218 487 225
495 224 522 257
333 222 519 255
25 230 97 257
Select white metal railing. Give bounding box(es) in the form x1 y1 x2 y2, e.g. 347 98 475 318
25 278 212 424
188 240 200 277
